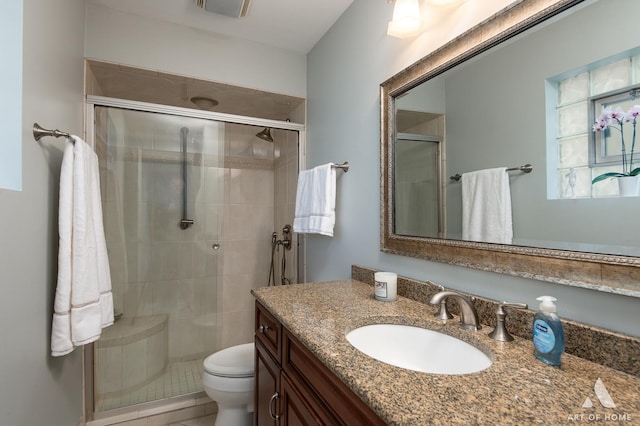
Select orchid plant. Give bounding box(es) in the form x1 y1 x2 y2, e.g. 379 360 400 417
592 104 640 184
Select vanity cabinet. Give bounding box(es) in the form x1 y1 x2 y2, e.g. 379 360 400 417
254 301 385 426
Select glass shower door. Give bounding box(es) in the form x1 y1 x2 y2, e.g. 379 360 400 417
93 106 224 411
394 134 442 238
91 101 298 415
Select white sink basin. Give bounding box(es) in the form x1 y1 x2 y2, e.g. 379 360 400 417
346 324 491 375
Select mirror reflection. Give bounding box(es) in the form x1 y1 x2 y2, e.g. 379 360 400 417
391 0 640 257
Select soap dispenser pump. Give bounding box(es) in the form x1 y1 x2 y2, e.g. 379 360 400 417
532 296 565 366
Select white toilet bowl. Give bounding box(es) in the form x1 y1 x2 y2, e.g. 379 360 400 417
202 343 255 426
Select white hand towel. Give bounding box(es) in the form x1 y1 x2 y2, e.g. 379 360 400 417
293 163 336 237
51 136 114 357
461 167 513 244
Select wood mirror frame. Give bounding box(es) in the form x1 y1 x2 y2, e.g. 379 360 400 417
380 0 640 298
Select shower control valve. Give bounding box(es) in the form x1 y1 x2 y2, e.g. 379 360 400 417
281 224 292 251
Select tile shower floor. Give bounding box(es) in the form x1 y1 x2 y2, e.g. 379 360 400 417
96 358 205 412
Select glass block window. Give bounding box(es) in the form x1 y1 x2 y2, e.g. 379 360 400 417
549 49 640 199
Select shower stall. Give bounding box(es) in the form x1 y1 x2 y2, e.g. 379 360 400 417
87 97 302 415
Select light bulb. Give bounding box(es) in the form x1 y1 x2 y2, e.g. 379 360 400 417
387 0 422 38
427 0 465 6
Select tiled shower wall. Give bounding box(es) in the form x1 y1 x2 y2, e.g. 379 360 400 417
218 122 276 349
217 123 299 347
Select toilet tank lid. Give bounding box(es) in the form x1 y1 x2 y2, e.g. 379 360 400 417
204 343 254 377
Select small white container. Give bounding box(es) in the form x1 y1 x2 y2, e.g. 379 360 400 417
374 272 397 302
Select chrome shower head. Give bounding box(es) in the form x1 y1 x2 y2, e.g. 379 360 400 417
256 127 273 142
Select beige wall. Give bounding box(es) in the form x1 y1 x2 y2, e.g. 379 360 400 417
0 0 86 425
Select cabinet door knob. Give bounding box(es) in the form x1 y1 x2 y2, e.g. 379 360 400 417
269 391 280 420
259 324 269 333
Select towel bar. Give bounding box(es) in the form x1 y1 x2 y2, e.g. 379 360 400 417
449 164 532 182
332 161 349 172
33 123 72 141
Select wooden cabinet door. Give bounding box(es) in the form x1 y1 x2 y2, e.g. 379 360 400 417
255 302 384 426
280 373 324 426
283 330 386 426
255 340 280 426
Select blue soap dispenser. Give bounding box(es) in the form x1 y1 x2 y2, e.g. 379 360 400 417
532 296 565 366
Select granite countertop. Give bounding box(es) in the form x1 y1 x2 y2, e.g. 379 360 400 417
252 280 640 425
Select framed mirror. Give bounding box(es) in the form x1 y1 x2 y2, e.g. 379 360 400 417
381 0 640 297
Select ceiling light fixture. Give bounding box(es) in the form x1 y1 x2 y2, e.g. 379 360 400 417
190 96 219 110
426 0 465 6
387 0 423 39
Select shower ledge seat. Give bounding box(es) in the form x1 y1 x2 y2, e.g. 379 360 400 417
95 314 169 398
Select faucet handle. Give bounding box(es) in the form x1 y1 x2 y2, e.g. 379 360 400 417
488 301 528 342
433 284 453 320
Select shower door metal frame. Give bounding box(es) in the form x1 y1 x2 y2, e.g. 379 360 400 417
86 95 305 136
83 95 306 422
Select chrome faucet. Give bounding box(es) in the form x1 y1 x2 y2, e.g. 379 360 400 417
429 291 481 331
432 284 453 320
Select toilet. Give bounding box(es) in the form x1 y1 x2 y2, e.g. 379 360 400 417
202 343 255 426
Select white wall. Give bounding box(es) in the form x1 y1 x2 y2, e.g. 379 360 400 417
305 0 640 337
84 3 307 98
0 0 86 425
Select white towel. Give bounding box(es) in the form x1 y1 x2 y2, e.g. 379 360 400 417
293 163 336 237
461 167 513 244
51 136 114 357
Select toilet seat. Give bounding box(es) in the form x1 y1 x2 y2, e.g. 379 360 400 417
204 343 254 378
